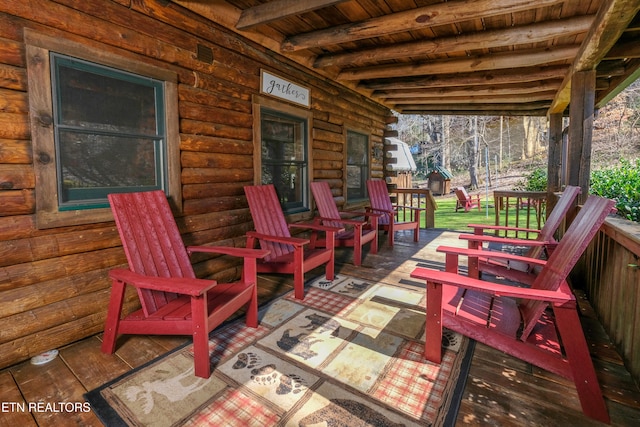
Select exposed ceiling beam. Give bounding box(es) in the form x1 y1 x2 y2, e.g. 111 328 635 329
314 16 594 68
597 58 640 107
360 66 569 90
603 38 640 60
338 46 579 81
388 92 558 105
281 0 566 52
236 0 349 30
549 0 640 114
374 81 563 99
396 103 550 115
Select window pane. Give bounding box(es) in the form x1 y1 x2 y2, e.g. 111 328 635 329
262 116 304 162
262 162 305 211
51 54 166 210
347 135 367 164
261 109 308 213
59 131 159 191
56 61 158 135
347 131 369 201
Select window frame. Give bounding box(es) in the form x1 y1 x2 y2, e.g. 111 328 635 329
25 30 181 229
345 128 371 205
252 95 313 219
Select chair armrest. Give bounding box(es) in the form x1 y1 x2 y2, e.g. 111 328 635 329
436 245 548 267
289 222 344 233
459 234 549 247
108 268 217 296
187 246 270 259
338 210 381 228
366 207 394 215
315 216 366 227
467 223 541 235
336 210 384 220
410 267 571 303
246 231 309 247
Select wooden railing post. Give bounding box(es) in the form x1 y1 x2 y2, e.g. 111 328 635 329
388 188 437 229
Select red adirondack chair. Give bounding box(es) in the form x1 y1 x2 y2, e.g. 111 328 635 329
310 181 379 266
460 185 581 282
454 186 481 212
244 184 343 300
410 195 614 423
101 190 270 378
366 179 423 247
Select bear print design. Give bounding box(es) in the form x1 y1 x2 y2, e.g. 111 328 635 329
338 280 370 295
231 352 306 396
298 399 406 427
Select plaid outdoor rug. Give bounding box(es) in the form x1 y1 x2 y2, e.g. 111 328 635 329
85 275 473 426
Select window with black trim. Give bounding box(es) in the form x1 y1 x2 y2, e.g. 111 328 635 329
260 108 309 213
346 130 369 201
51 54 167 210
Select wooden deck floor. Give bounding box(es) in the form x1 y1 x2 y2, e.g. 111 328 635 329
1 229 639 426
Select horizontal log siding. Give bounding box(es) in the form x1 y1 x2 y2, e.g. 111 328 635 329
0 0 390 369
575 216 640 387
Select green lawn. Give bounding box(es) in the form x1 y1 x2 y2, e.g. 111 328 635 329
429 196 544 236
431 196 495 231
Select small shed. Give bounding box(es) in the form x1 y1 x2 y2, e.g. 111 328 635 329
384 137 416 188
427 166 453 196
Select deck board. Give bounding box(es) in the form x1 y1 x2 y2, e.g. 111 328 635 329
0 229 638 426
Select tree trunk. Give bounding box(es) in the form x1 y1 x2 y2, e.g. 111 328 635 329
468 116 479 189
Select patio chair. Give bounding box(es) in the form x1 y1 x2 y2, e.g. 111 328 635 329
460 185 581 282
454 186 481 212
101 190 270 378
410 195 615 423
366 179 423 247
244 184 343 300
310 181 379 266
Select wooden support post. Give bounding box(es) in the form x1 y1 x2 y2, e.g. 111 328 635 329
547 113 564 214
547 113 563 193
567 70 596 204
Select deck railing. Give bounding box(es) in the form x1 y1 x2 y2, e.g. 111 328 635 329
389 188 437 228
492 190 548 237
576 215 640 386
492 190 639 383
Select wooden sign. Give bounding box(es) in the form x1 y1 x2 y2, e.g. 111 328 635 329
261 70 310 107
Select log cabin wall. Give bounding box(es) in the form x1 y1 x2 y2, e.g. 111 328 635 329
0 0 390 369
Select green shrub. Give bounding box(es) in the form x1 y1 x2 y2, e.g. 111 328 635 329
590 158 640 222
514 167 547 192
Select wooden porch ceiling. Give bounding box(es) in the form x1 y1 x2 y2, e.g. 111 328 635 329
176 0 640 116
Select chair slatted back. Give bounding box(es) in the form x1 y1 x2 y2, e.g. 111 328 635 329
366 180 393 225
244 184 295 260
310 181 343 229
527 185 580 258
520 195 615 339
455 187 469 201
108 191 195 315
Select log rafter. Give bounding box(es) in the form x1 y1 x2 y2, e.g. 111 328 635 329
337 46 580 81
313 16 594 69
280 0 566 52
173 0 640 116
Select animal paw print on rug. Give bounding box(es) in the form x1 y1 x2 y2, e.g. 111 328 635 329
338 280 370 295
316 279 334 289
250 364 280 386
232 351 261 370
232 353 307 396
276 372 305 395
442 330 460 351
